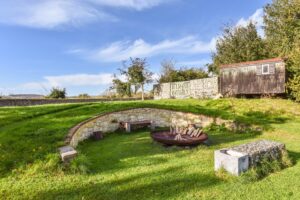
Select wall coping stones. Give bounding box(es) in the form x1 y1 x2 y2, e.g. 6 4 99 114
58 146 77 162
0 98 152 107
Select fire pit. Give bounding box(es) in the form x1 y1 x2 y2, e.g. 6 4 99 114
151 125 208 146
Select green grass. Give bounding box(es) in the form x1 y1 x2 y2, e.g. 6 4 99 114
0 99 300 199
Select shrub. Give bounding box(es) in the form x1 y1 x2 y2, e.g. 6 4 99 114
287 75 300 102
67 154 91 174
48 87 66 99
241 152 293 182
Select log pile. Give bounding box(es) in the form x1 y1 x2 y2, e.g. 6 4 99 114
170 124 204 141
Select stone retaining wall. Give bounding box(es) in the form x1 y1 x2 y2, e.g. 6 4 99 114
154 77 219 99
67 108 233 147
0 98 151 107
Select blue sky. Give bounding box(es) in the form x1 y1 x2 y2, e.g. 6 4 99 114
0 0 271 96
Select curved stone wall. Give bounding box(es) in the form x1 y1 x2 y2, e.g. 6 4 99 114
67 108 233 147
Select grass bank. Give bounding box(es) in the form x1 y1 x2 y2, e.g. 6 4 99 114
0 99 299 199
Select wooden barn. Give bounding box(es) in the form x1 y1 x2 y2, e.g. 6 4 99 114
219 58 286 96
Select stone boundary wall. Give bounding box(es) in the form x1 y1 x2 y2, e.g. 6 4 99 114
0 98 152 107
67 108 233 147
154 77 219 99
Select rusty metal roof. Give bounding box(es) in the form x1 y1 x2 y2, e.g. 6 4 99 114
219 58 284 68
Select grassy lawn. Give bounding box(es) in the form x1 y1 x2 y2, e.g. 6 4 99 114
0 99 300 199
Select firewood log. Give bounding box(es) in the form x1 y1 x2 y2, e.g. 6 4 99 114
191 129 198 137
175 134 182 141
187 127 195 136
175 126 179 134
198 129 203 136
195 129 201 137
182 128 188 135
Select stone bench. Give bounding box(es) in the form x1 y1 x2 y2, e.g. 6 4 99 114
58 146 77 162
120 120 155 132
214 140 285 175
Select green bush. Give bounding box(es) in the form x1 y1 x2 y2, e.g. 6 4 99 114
287 75 300 102
67 154 91 174
241 151 293 182
48 87 66 99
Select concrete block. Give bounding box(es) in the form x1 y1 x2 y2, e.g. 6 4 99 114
214 149 249 176
59 146 77 162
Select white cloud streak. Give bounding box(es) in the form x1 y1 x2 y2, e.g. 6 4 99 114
0 0 171 29
0 72 126 95
236 8 264 37
44 73 114 87
0 73 115 94
71 36 216 62
88 0 169 11
0 0 115 29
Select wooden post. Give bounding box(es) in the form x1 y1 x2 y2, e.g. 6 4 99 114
125 122 131 132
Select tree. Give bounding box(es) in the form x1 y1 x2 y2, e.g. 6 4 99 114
158 59 208 83
110 76 132 97
121 58 153 101
78 93 90 99
264 0 300 59
211 22 269 73
48 87 66 99
264 0 300 99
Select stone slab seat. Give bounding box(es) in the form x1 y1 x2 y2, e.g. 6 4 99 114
58 146 77 162
120 120 155 132
214 140 286 176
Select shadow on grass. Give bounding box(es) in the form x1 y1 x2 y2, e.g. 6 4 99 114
287 150 300 163
0 100 293 178
35 166 222 200
77 130 183 173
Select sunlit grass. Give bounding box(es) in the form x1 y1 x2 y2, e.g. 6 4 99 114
0 99 300 199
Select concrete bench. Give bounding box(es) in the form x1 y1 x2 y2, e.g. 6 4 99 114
58 146 77 162
120 120 155 132
214 140 285 175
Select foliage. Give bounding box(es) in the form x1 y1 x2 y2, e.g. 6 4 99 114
120 58 153 100
287 76 300 101
158 59 208 83
241 151 293 182
78 93 90 99
264 0 300 99
264 0 300 60
210 22 269 74
67 154 91 174
111 77 132 97
48 87 66 99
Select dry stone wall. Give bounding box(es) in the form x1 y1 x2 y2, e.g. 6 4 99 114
67 108 232 147
0 98 151 107
154 77 219 99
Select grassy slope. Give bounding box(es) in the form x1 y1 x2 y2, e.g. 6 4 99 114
0 99 299 199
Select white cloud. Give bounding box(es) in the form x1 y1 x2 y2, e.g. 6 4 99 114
0 0 116 29
88 0 170 11
236 8 264 36
236 8 264 27
44 73 113 87
72 36 216 62
0 0 172 29
0 73 115 95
